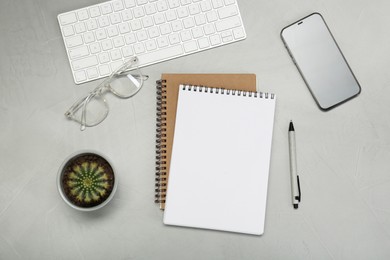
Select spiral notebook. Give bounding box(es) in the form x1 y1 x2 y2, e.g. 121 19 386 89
163 85 276 235
155 74 257 209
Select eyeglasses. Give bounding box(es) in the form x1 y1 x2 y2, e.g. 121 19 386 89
65 57 148 131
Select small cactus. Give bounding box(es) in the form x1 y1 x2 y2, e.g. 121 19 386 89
62 153 115 208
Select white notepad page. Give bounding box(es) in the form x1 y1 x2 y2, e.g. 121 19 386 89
163 85 276 235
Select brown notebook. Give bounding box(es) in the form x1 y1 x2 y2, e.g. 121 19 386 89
155 74 257 209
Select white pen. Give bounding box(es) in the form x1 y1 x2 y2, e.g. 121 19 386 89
288 121 301 209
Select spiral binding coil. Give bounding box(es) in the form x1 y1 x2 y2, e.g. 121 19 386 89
155 80 168 207
181 84 275 99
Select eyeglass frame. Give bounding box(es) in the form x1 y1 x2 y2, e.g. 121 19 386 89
65 56 148 131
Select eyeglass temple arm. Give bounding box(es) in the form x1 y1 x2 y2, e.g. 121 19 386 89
65 95 89 118
132 74 149 81
80 92 98 131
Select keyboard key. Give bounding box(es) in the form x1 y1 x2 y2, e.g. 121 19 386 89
137 45 183 64
110 13 122 24
177 7 189 18
122 46 134 57
180 30 192 41
74 22 86 34
171 20 183 32
218 5 238 19
159 24 171 35
204 24 215 35
95 29 107 40
233 28 245 39
148 27 160 38
99 64 111 76
169 33 180 44
101 3 113 15
145 40 157 51
133 7 145 18
124 0 136 8
221 31 233 42
134 43 146 54
83 31 95 43
181 0 191 5
200 0 212 12
154 13 165 25
87 67 99 79
183 41 198 52
101 39 113 51
189 4 201 15
89 43 101 54
66 35 83 48
86 19 98 30
72 56 98 70
221 30 232 38
110 49 122 60
183 17 195 29
137 30 148 41
194 14 206 25
124 33 137 44
142 16 154 28
130 20 142 31
122 10 133 21
69 45 89 59
157 36 169 48
62 25 74 37
113 36 125 48
198 38 210 49
59 12 77 26
210 34 221 45
118 23 131 34
77 9 89 21
98 16 110 27
145 4 157 15
74 70 87 82
156 0 168 12
99 52 110 63
107 26 119 37
168 0 180 8
89 7 101 18
165 10 176 21
224 0 235 5
211 0 224 9
206 11 218 22
215 16 241 31
192 27 203 38
112 0 125 11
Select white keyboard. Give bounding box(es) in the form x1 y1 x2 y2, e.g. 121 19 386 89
58 0 246 84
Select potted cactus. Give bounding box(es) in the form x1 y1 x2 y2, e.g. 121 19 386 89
58 151 117 211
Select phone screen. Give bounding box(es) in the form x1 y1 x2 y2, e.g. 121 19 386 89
281 13 361 110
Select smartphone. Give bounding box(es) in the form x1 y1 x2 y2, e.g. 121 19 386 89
281 13 361 110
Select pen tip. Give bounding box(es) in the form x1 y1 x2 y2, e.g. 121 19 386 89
293 204 298 209
289 121 295 131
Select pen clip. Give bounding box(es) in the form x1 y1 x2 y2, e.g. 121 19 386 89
296 175 301 202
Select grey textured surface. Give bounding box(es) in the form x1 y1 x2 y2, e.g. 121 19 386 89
1 0 390 259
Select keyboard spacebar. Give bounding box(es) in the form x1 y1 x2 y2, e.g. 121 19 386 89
136 45 183 66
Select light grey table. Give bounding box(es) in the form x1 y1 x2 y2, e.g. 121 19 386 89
1 0 390 259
